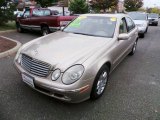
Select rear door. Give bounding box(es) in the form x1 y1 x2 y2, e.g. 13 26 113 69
125 17 138 51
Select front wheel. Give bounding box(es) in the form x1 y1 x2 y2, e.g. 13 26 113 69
145 27 148 33
139 33 145 38
155 23 158 26
129 41 138 56
90 65 109 100
16 23 24 33
41 26 50 36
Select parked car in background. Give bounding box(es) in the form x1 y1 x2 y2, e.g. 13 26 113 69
14 14 138 103
128 12 149 38
148 13 159 26
16 7 76 36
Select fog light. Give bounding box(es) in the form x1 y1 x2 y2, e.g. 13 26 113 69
52 69 61 81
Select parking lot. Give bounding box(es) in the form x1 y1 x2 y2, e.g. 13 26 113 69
0 25 160 120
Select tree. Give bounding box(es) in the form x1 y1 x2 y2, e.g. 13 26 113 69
36 0 53 7
139 8 146 12
124 0 143 12
90 0 118 13
151 7 160 14
0 0 16 25
69 0 88 14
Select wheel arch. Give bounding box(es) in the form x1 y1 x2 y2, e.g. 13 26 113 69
40 23 49 29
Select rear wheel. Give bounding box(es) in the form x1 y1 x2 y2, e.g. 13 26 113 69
129 40 138 56
41 26 50 36
90 65 109 100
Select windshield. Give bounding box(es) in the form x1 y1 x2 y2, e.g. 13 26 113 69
128 13 147 20
148 14 159 18
63 16 117 38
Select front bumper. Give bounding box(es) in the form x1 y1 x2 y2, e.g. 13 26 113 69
149 20 158 25
137 26 146 34
14 61 92 103
49 27 61 32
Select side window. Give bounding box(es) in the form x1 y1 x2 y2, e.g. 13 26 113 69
32 9 43 16
44 10 51 16
23 10 30 17
126 17 135 32
33 9 38 16
119 18 127 34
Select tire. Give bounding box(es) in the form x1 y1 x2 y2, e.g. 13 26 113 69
41 26 50 36
129 40 138 56
155 23 158 26
145 27 148 33
90 65 109 100
16 23 24 33
139 33 145 38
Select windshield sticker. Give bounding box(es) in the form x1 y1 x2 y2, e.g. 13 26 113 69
110 17 117 22
79 16 87 19
70 16 87 27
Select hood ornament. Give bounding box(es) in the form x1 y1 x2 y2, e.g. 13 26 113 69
33 49 38 56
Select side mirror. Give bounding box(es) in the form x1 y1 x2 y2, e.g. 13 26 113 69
118 33 129 40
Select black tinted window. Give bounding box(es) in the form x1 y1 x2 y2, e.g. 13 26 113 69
119 18 127 34
126 17 135 32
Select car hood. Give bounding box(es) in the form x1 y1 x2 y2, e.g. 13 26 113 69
21 31 112 71
134 20 148 25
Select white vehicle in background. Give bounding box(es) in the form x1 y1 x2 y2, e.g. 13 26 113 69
128 12 149 38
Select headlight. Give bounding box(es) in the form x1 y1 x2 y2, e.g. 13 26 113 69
52 69 61 81
15 47 22 64
17 54 22 64
154 19 158 22
62 65 85 85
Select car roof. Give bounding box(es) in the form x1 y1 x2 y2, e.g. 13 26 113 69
128 11 147 14
81 14 128 19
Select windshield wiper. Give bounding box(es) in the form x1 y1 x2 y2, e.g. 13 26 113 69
65 31 109 38
72 32 103 37
72 32 92 36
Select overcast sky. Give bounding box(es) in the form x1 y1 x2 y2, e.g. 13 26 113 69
143 0 160 8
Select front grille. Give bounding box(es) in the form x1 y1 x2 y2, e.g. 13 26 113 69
21 54 51 77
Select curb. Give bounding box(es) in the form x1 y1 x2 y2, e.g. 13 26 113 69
0 30 16 34
0 36 22 59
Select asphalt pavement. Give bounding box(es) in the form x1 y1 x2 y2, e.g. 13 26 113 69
0 27 160 120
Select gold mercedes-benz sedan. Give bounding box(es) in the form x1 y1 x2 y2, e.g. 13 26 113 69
14 14 138 103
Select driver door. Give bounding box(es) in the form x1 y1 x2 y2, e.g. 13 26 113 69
20 10 31 30
111 18 129 68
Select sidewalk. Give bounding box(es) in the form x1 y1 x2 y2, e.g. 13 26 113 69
0 36 21 58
